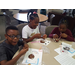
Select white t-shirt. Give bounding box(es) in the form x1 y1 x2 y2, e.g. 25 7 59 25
22 25 40 39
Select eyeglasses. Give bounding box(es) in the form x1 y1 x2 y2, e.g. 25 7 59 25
6 34 21 39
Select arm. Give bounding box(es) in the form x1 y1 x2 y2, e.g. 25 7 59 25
66 35 74 41
0 48 28 65
66 30 74 41
1 53 21 65
60 30 74 41
23 33 41 43
49 27 58 38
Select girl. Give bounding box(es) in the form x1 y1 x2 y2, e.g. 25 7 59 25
22 11 47 42
49 18 74 41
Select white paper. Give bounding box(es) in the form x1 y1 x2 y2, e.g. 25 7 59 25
68 48 75 57
54 54 75 65
62 42 72 47
54 48 68 55
36 39 51 46
54 48 61 55
54 42 75 65
61 42 72 51
55 47 75 57
54 42 75 57
22 48 43 65
42 40 51 46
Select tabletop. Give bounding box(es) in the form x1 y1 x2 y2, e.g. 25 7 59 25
13 38 75 65
13 13 48 23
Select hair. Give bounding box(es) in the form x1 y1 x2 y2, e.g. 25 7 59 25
58 17 69 27
5 26 18 34
27 9 39 22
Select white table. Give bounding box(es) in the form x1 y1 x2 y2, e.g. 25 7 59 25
13 13 48 23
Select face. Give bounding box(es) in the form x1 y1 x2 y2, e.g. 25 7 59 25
30 17 39 29
59 24 67 33
5 29 20 46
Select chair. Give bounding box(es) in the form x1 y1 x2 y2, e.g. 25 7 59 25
16 23 28 38
5 15 11 25
45 25 58 37
50 14 55 25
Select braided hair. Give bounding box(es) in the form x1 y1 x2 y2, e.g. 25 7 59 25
27 9 39 22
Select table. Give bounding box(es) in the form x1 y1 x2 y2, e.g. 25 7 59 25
13 13 48 23
13 38 75 65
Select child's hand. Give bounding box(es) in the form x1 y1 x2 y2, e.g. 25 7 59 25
23 44 29 49
33 33 41 38
60 33 68 38
53 34 58 38
19 48 28 56
43 34 47 39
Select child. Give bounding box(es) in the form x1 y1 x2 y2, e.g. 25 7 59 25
22 11 47 42
49 18 74 41
0 26 28 65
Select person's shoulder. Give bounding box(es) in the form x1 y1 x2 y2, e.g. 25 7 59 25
22 25 29 30
66 28 71 32
0 41 4 47
23 25 28 29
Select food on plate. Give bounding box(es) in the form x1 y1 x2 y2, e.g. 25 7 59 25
28 54 34 59
40 40 45 43
55 39 59 42
63 47 70 51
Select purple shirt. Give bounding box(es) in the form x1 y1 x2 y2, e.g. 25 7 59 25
49 27 74 41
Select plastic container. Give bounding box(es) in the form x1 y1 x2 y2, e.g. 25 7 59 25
42 45 50 54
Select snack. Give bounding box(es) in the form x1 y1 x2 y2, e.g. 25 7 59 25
28 63 31 65
40 40 45 43
63 47 70 51
55 39 59 42
28 54 34 59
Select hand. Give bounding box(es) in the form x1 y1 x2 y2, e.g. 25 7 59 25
60 33 68 38
33 33 41 38
43 34 47 39
19 48 28 56
23 44 29 49
53 34 58 38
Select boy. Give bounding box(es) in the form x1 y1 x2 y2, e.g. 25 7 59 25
0 26 28 65
22 12 47 43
